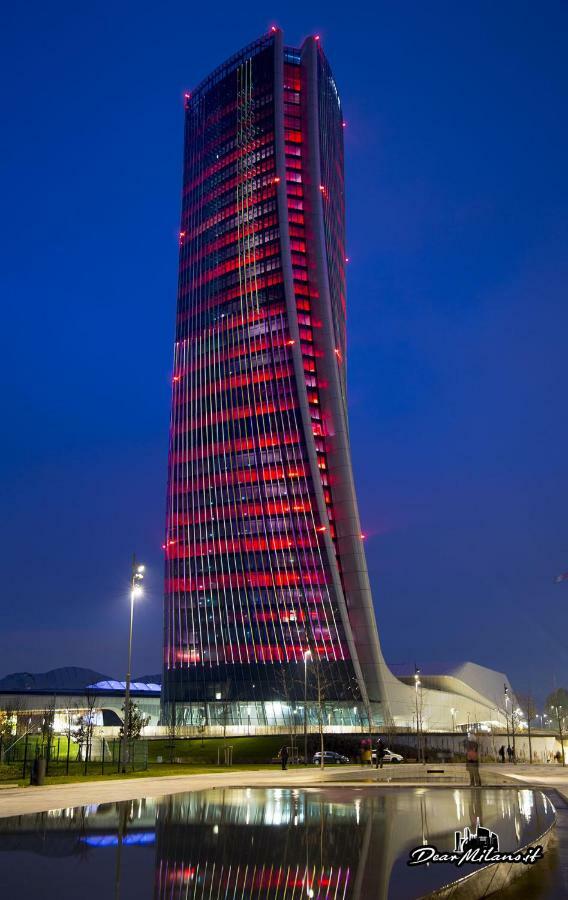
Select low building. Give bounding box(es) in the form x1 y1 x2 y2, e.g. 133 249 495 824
0 662 520 736
0 667 161 734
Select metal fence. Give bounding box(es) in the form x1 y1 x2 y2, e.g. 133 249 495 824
0 734 148 780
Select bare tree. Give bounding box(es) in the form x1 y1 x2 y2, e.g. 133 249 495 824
274 666 297 759
166 701 178 764
517 692 536 763
75 691 98 773
546 689 568 765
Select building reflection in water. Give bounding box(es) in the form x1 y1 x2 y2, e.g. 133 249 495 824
0 788 555 900
154 788 363 898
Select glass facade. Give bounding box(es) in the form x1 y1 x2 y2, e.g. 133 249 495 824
163 32 385 727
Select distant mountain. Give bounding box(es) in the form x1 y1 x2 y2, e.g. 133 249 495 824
0 667 112 693
134 674 162 685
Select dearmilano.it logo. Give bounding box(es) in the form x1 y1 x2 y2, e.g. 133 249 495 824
407 818 544 869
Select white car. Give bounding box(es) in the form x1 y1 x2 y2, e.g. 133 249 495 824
372 748 403 764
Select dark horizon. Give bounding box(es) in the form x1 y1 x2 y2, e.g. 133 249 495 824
1 3 567 707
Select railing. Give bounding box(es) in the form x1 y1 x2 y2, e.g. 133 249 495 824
0 736 148 781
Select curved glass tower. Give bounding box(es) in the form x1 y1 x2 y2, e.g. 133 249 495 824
163 30 390 728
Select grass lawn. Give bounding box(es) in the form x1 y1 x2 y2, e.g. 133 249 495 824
147 734 289 765
1 762 277 788
0 734 302 787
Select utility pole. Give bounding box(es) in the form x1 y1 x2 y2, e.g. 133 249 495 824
120 555 144 773
504 685 511 756
414 667 422 763
303 649 311 765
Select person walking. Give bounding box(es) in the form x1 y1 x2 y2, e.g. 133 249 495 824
279 745 289 771
466 742 481 786
498 745 505 764
507 744 513 763
375 738 386 769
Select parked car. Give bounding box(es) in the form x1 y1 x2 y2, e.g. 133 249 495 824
312 750 350 765
371 748 403 764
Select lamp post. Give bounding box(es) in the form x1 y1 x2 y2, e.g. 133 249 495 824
414 667 421 763
303 649 311 765
450 707 456 733
554 705 566 765
504 685 511 754
120 554 144 773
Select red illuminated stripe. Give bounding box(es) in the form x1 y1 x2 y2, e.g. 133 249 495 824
168 497 311 526
178 273 284 312
171 397 298 434
180 237 280 276
183 132 274 195
170 462 307 491
167 535 318 558
172 365 294 405
170 430 300 464
165 570 327 590
176 301 286 332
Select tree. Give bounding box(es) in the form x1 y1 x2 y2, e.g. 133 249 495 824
517 692 537 763
166 702 178 764
74 715 93 762
0 710 15 763
119 700 149 743
274 665 297 759
75 691 98 773
0 709 15 739
545 688 568 711
545 689 568 765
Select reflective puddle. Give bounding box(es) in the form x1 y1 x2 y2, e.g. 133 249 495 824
0 787 554 898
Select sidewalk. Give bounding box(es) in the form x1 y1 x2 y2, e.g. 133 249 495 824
484 763 568 803
0 762 533 820
0 762 467 819
0 766 344 819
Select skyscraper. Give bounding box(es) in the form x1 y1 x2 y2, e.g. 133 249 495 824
163 29 390 728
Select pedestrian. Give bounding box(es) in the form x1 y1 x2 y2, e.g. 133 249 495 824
375 738 386 769
507 745 513 763
279 745 289 771
466 742 481 786
498 745 505 764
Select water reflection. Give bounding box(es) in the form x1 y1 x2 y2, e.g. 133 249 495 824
0 788 554 899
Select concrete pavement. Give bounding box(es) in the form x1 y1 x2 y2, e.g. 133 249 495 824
0 762 471 819
484 763 568 802
0 762 542 820
0 767 334 819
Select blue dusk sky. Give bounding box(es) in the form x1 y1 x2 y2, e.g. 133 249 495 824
1 1 567 702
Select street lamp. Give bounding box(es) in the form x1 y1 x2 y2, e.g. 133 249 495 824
450 707 456 733
504 685 511 752
414 667 422 762
303 649 311 765
120 554 144 772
